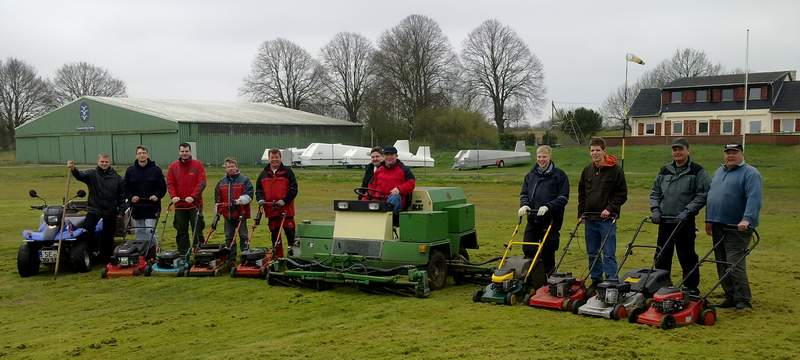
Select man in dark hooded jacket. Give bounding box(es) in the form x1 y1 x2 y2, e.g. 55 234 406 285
124 145 167 244
68 153 124 260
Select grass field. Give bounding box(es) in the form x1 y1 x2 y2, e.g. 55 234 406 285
1 144 798 359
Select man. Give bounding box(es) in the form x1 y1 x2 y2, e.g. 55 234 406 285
518 145 569 275
369 146 416 214
167 143 206 253
214 157 254 255
577 137 627 286
649 138 709 294
706 143 762 310
256 149 298 254
124 145 167 244
359 146 384 198
68 154 124 261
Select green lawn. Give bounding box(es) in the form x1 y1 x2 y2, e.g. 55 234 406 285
0 144 798 359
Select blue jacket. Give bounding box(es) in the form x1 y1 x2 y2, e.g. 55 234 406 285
706 162 762 227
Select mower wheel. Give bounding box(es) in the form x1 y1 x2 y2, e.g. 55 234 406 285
259 268 267 280
561 298 572 311
427 249 448 290
660 314 676 330
504 293 517 306
699 309 716 326
17 243 40 277
144 264 152 277
571 299 585 314
230 267 237 278
69 241 91 273
100 267 108 279
628 307 644 323
522 293 532 305
472 289 484 303
612 304 627 321
177 265 185 277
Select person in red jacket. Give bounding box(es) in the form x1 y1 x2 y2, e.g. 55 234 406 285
368 146 416 213
214 157 253 255
167 143 207 253
256 149 298 255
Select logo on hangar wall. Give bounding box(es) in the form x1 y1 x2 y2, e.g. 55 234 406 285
76 101 95 131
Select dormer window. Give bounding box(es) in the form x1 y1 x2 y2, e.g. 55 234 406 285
722 88 734 101
748 87 760 100
671 91 682 103
696 90 708 102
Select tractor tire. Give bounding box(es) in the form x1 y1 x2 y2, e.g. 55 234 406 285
504 293 517 306
69 241 92 273
660 314 676 330
17 243 40 277
571 299 585 314
473 289 484 303
612 304 627 321
628 307 644 323
699 308 716 326
427 249 448 290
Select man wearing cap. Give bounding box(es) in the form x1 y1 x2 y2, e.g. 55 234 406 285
649 138 710 294
368 146 415 213
705 143 762 310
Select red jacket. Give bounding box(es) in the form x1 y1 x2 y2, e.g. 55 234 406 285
215 172 254 220
167 157 207 210
369 161 416 207
256 164 298 218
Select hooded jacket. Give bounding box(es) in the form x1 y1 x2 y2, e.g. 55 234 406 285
71 166 124 216
649 158 709 220
520 161 569 226
578 154 628 220
124 159 167 219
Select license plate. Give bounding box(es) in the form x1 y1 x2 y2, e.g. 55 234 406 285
40 250 58 264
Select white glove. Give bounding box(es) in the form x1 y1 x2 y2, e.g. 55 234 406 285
537 206 549 216
518 206 531 217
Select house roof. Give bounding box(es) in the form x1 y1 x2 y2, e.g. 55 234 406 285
772 82 800 112
628 88 662 117
85 96 361 126
662 71 794 89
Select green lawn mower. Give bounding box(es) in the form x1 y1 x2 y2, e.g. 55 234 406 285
265 187 492 298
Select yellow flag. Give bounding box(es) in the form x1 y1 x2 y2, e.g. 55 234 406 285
626 53 645 65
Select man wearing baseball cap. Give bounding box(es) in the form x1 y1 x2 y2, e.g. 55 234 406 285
705 142 762 310
648 138 709 294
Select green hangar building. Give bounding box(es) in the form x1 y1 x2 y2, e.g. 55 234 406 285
14 96 362 166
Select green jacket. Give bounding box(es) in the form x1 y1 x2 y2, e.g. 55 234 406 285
649 158 710 220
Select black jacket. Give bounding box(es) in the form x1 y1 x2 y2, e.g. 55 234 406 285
72 166 124 216
361 163 378 189
124 159 167 219
519 162 570 228
578 156 628 220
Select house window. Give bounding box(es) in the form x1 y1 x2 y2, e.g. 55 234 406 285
749 121 761 134
696 90 708 102
722 120 734 134
671 91 682 103
782 119 796 133
722 88 734 101
748 88 760 100
698 121 709 135
645 123 655 135
672 121 683 135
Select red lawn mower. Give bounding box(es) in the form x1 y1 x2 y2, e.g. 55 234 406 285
187 208 243 277
101 202 161 278
231 204 286 278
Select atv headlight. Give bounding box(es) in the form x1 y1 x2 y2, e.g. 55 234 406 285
337 202 349 210
47 216 59 224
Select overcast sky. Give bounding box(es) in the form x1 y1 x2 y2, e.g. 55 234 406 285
2 0 799 125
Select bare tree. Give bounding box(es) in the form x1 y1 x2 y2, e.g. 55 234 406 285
320 32 375 123
241 38 324 110
0 58 53 149
373 14 458 137
602 48 723 130
52 62 127 105
461 19 546 134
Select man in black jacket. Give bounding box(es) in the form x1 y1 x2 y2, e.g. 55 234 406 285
518 145 569 274
359 146 384 198
68 154 124 261
124 146 167 244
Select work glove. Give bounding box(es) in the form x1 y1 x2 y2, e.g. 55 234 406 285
171 196 180 204
517 206 531 217
537 206 549 216
651 209 662 224
258 199 266 206
676 210 690 222
275 199 286 207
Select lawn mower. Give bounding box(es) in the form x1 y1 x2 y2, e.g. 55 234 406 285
472 213 552 306
231 204 276 279
101 203 160 278
145 203 200 277
577 216 678 320
633 225 760 329
18 189 95 277
187 208 242 277
266 187 491 298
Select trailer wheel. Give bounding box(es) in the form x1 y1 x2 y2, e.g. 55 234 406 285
69 241 91 273
497 160 505 168
17 242 40 277
699 309 716 326
660 314 676 330
473 289 484 303
427 249 448 290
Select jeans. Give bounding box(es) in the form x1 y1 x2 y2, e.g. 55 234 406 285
386 194 402 213
173 209 205 254
132 218 158 244
654 218 699 290
223 217 249 255
585 219 618 283
711 223 753 303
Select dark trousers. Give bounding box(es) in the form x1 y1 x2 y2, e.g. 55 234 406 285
268 216 295 254
654 218 700 290
711 223 753 303
173 209 205 254
223 217 249 254
82 212 117 261
522 215 561 275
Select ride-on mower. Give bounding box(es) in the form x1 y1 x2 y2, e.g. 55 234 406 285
266 187 491 298
577 216 678 320
18 189 97 277
231 204 278 279
473 212 552 306
632 226 760 329
145 203 200 276
187 208 242 277
101 203 160 278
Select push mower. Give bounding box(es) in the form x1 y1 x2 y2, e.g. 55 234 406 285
473 213 552 305
18 189 95 276
101 202 161 278
577 216 678 320
187 207 242 277
231 204 280 279
633 225 760 329
145 203 200 277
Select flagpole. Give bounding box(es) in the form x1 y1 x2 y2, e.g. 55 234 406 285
743 29 749 149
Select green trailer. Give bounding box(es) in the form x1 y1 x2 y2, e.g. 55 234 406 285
266 187 493 297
